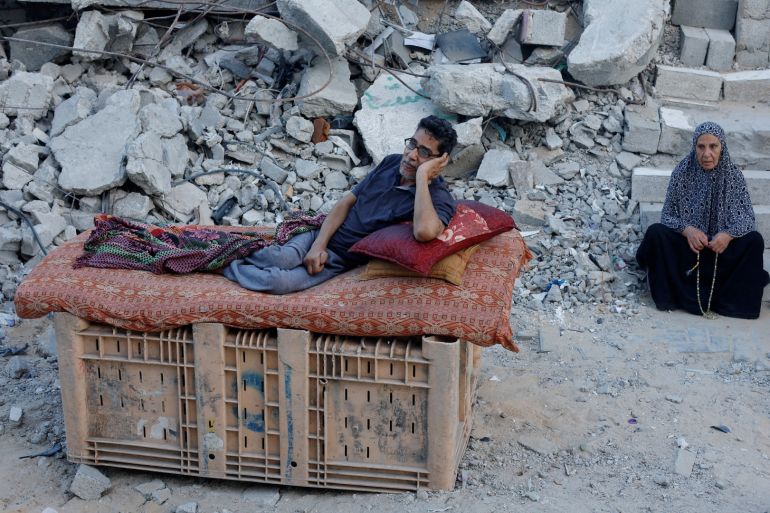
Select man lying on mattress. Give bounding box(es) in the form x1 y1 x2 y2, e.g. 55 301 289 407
223 115 458 294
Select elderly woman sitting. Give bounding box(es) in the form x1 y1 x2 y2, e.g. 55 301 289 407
636 122 770 319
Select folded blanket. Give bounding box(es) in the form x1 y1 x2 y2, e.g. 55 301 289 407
74 212 326 274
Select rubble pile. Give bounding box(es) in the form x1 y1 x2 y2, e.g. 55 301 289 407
0 0 765 317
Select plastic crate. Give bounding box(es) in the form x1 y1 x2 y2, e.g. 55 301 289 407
54 313 481 492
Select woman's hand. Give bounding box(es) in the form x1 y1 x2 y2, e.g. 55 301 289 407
708 232 733 254
683 226 709 253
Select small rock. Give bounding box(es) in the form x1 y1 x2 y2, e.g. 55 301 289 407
176 502 198 513
415 489 429 500
9 405 23 425
665 395 683 404
7 356 30 379
69 464 111 500
653 473 670 487
524 491 540 502
285 116 314 143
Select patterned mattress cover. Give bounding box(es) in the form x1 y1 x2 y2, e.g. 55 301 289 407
15 228 530 352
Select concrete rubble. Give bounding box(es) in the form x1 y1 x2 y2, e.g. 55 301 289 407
568 0 669 86
0 0 764 368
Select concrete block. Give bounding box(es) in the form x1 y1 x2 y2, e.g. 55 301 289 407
633 168 770 205
723 69 770 103
623 102 661 154
672 0 738 30
680 25 709 66
658 107 695 155
518 9 566 47
655 65 723 101
245 15 298 52
735 48 770 66
735 15 770 52
69 464 111 501
444 144 485 179
705 28 736 70
512 198 553 226
631 168 675 202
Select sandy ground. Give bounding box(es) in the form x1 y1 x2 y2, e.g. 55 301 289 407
1 294 768 513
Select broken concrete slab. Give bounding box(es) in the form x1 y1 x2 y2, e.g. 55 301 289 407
0 71 54 119
616 151 643 171
113 191 153 219
51 90 141 195
674 448 696 476
158 182 207 223
655 65 723 102
518 9 566 47
568 0 669 86
139 101 182 137
454 117 483 147
623 102 661 154
277 0 370 56
297 57 358 118
477 149 516 187
2 143 39 190
126 132 171 196
245 15 298 52
50 88 97 138
723 70 770 104
454 1 492 35
69 464 111 501
679 26 709 66
159 19 208 62
657 106 694 156
445 143 485 180
487 9 523 46
512 198 552 226
672 0 738 30
73 10 110 60
10 24 73 71
285 116 314 143
354 73 448 164
705 28 736 70
424 63 573 123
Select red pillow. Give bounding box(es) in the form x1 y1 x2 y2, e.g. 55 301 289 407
349 201 515 275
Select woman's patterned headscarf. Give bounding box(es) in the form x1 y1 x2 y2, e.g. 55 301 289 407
660 121 756 238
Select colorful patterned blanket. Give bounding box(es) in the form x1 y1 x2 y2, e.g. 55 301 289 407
74 213 326 273
15 228 530 352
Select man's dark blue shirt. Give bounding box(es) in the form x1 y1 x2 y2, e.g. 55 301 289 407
327 154 456 264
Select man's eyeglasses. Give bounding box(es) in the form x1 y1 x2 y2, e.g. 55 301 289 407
404 138 442 159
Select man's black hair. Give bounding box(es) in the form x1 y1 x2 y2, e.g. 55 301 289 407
417 115 458 156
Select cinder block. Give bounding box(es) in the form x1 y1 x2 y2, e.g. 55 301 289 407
639 202 663 231
631 168 673 203
655 65 723 102
705 28 736 70
735 48 770 67
723 69 770 103
518 9 566 47
672 0 738 30
680 26 709 66
735 15 770 52
632 168 770 204
658 107 695 155
622 103 661 155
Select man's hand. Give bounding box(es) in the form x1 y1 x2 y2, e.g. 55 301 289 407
416 153 449 183
683 226 709 253
303 246 328 276
708 232 733 254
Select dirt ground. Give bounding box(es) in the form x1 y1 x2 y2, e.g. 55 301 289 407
1 294 769 513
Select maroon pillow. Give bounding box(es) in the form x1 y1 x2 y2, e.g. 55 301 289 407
349 201 515 275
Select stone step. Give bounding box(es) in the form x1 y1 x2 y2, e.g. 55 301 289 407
655 102 770 169
632 167 770 204
640 203 770 248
